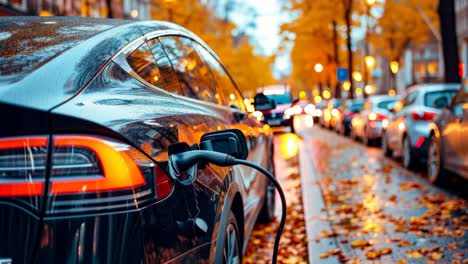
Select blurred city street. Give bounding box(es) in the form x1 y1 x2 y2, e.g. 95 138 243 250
246 116 467 263
1 0 467 263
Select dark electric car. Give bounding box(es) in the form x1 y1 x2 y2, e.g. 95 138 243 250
0 17 275 264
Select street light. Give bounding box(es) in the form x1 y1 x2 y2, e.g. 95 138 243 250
314 63 324 73
390 61 399 74
314 63 324 98
365 56 376 69
363 0 376 98
352 71 363 82
343 81 351 91
130 9 139 18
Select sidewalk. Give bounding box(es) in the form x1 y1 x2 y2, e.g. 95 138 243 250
298 131 341 264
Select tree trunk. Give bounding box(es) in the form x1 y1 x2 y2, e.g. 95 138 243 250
345 1 354 99
438 0 461 83
106 0 113 18
333 20 342 99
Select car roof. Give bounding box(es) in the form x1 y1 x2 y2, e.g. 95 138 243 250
406 83 460 94
367 94 397 102
0 17 212 111
0 17 131 81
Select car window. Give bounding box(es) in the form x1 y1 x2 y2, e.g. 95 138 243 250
451 83 468 116
193 42 246 111
333 100 343 108
424 90 457 109
377 100 396 110
147 38 182 95
264 93 292 104
160 36 221 105
350 102 364 112
126 42 165 90
402 91 418 107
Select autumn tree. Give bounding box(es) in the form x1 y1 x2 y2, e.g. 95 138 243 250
370 0 438 87
438 0 461 83
150 0 276 97
282 0 368 99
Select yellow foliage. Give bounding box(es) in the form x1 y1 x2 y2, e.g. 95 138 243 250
371 0 438 61
150 0 276 97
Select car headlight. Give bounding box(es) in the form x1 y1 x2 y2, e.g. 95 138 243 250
382 119 388 128
304 104 315 114
252 111 264 121
284 107 294 117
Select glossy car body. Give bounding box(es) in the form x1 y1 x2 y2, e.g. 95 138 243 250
320 99 343 129
382 84 459 168
351 95 397 145
427 81 468 184
254 85 294 130
335 99 364 136
0 17 275 264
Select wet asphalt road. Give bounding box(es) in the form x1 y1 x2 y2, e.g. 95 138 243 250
296 119 468 264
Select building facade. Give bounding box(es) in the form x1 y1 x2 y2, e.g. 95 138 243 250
0 0 150 20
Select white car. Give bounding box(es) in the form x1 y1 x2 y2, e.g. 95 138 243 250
382 83 459 169
350 95 397 146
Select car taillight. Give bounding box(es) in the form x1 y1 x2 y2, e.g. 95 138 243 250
0 136 48 213
411 111 437 121
0 135 173 216
368 112 386 121
345 111 355 118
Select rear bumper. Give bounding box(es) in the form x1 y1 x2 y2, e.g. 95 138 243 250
264 116 292 127
367 121 384 139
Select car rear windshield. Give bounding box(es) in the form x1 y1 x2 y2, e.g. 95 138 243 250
350 102 364 112
333 100 343 108
424 90 458 108
0 17 119 83
377 100 396 110
264 93 292 104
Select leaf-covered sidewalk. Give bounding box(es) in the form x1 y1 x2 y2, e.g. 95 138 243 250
244 133 308 263
302 128 467 264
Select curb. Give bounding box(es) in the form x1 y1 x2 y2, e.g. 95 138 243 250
298 133 340 264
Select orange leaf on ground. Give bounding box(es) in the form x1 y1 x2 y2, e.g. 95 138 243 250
350 239 371 247
406 250 424 258
429 252 444 260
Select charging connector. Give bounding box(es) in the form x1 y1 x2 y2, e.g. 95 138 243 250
168 150 286 264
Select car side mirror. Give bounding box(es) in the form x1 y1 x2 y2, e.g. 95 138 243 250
200 129 248 160
387 104 394 113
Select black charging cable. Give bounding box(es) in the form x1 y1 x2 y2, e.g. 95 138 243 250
169 150 286 264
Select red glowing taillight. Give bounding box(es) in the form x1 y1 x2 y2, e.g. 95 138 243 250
368 112 386 121
411 111 437 121
0 135 173 214
345 111 355 118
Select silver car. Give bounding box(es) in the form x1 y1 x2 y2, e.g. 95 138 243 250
427 81 468 185
350 95 397 146
382 83 459 169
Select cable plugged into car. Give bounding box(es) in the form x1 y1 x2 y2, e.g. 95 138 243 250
168 129 287 264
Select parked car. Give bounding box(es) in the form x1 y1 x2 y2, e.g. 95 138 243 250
320 98 343 129
253 84 295 132
426 81 468 185
335 99 365 136
313 100 328 124
350 95 397 146
0 17 276 264
382 83 459 169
